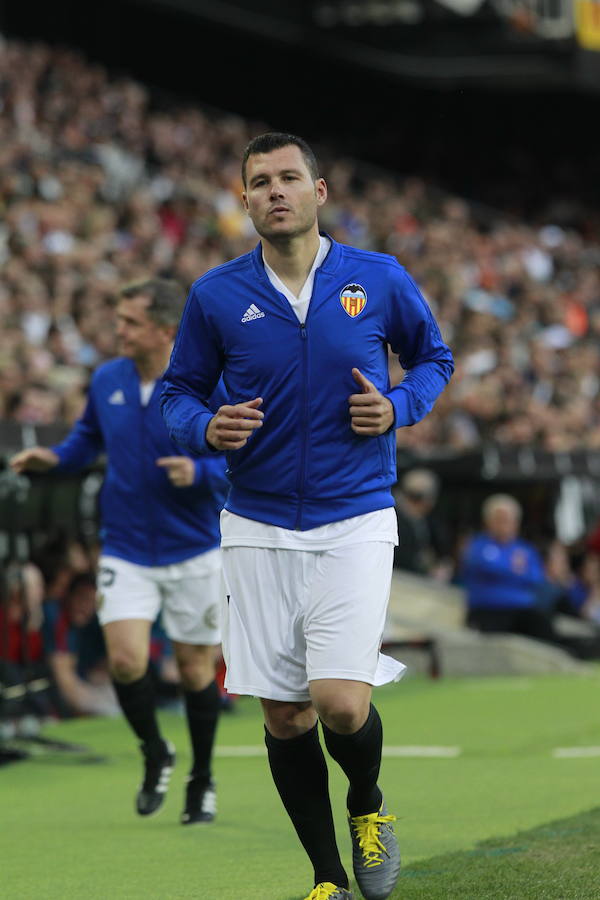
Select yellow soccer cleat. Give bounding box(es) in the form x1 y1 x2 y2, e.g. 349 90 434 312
348 798 401 900
303 882 354 900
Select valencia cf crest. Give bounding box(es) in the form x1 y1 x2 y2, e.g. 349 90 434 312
340 283 367 318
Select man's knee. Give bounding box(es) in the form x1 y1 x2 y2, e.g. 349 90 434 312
262 699 316 739
311 682 372 734
103 620 151 683
109 649 147 683
318 698 367 734
174 644 215 690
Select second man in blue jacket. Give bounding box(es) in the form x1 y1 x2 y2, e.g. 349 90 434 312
11 278 228 826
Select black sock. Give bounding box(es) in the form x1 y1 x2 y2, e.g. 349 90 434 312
265 724 348 889
112 668 164 754
184 680 221 783
322 703 383 817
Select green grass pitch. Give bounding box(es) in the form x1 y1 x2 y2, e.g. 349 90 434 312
2 672 599 899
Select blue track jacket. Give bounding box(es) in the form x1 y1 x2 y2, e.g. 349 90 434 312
161 237 454 530
52 358 228 566
461 534 546 610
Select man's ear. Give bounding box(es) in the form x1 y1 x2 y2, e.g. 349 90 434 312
162 324 177 344
316 178 327 207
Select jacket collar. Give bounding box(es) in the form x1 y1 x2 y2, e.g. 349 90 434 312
250 232 342 283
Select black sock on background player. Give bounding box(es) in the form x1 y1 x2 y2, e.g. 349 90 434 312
265 724 349 889
322 703 383 817
184 680 221 783
112 667 165 754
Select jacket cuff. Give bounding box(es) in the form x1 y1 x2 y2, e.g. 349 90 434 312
384 387 411 429
50 445 67 470
196 411 218 453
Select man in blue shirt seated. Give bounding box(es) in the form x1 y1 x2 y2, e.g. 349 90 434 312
461 493 556 642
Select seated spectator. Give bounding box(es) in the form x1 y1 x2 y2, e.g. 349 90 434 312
392 468 452 580
536 539 583 618
567 551 600 625
460 494 558 643
0 561 51 722
42 572 118 718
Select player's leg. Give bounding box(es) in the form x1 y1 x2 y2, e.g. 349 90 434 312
222 546 351 897
160 549 222 825
262 697 350 893
310 679 383 816
171 641 220 824
305 543 402 900
98 557 174 816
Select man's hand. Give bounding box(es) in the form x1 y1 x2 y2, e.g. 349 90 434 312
9 446 60 474
348 368 394 436
206 397 264 450
510 549 528 575
156 456 196 487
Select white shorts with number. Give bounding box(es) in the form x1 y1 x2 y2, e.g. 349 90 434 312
96 549 223 645
221 543 406 702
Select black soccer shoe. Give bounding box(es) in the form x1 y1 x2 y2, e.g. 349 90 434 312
136 739 176 816
180 775 217 825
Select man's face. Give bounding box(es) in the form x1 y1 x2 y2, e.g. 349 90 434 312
486 507 519 543
68 585 96 627
242 144 327 241
115 296 171 362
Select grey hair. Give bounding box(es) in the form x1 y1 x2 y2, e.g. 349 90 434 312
482 493 522 523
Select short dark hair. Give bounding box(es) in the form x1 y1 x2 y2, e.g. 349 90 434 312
68 571 96 594
241 132 319 186
119 278 186 328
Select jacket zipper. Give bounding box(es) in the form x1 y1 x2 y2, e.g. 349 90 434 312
295 320 309 530
294 269 323 530
259 265 324 531
140 386 156 565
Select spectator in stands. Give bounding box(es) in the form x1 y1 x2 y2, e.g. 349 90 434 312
392 468 452 580
568 551 600 625
460 494 557 642
32 533 94 608
537 539 589 619
42 572 119 718
0 561 51 722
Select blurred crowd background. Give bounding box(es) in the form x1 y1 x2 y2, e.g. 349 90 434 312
2 23 600 726
2 39 600 455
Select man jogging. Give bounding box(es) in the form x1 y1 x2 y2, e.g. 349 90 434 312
161 134 454 899
11 278 227 826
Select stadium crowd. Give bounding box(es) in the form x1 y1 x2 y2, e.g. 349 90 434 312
2 37 600 456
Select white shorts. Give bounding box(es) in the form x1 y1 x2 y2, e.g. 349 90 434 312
221 543 406 702
96 550 223 645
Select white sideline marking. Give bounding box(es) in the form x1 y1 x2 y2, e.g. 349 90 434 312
216 745 461 758
216 746 266 757
383 746 461 758
553 747 600 758
460 678 533 692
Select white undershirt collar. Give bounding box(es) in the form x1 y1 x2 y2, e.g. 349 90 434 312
263 235 331 324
